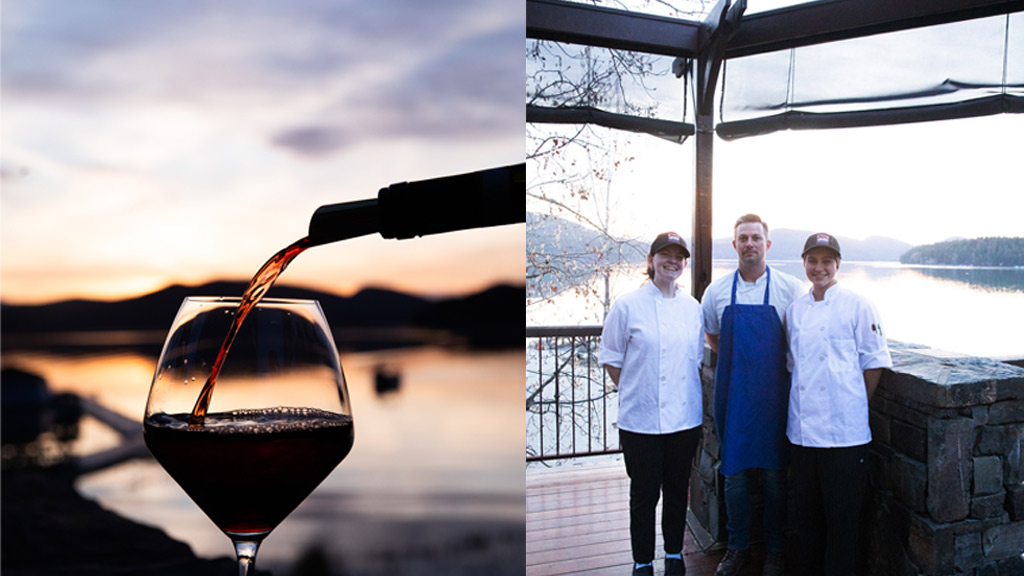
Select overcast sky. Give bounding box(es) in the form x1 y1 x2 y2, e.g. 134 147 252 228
525 3 1023 251
582 113 1024 250
1 0 524 304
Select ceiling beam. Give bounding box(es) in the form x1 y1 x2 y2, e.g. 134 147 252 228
727 0 1024 59
527 0 1024 60
526 0 703 58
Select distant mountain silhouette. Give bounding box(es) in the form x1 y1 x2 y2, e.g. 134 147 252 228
0 282 525 350
414 284 525 348
528 213 913 266
715 229 914 262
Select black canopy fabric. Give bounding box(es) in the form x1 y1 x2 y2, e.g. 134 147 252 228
717 12 1024 139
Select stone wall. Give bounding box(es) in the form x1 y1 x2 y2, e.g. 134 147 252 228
687 341 1024 575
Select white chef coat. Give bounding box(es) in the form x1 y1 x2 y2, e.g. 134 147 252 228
785 283 892 448
599 281 705 435
701 266 805 334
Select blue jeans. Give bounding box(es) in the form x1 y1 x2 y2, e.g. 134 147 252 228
724 468 786 552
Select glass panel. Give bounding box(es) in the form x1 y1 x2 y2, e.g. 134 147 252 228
722 13 1023 123
554 0 712 20
527 40 689 122
527 122 695 325
550 0 826 19
1009 12 1024 88
745 0 826 15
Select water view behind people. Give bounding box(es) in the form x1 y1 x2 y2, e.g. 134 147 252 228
529 260 1024 360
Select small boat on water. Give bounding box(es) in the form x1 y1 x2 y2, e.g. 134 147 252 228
374 364 401 394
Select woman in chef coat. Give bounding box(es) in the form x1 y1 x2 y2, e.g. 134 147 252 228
785 233 892 576
599 232 704 576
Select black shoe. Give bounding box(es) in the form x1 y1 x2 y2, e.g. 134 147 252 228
631 564 654 576
715 548 749 576
762 551 784 576
665 557 686 576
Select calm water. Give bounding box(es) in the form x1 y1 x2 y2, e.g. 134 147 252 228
2 344 524 573
527 261 1024 359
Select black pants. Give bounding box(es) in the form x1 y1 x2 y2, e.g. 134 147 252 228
619 427 701 564
790 443 869 576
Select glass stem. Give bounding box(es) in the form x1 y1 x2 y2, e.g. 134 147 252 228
233 540 261 576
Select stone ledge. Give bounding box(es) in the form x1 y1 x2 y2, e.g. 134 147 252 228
886 342 1024 409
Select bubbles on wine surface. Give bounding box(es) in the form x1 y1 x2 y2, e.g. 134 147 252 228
148 407 352 435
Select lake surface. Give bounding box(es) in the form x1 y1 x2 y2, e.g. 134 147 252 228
2 343 525 573
527 260 1024 359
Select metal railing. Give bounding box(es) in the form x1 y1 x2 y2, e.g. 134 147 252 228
526 325 621 462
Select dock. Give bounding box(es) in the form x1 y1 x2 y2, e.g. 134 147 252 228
75 397 149 474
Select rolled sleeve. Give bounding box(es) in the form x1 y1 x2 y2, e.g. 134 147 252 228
599 301 627 368
855 301 893 371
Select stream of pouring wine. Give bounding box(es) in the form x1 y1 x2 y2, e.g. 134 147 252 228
189 237 312 426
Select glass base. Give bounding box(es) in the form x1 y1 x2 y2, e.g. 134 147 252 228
232 539 261 576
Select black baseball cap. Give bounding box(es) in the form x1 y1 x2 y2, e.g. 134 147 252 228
801 232 842 258
650 232 690 257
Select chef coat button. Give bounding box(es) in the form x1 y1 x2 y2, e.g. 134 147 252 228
820 326 825 331
819 355 825 361
820 386 825 391
800 386 806 391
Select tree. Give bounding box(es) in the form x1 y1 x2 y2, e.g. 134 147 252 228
526 0 710 322
527 43 664 320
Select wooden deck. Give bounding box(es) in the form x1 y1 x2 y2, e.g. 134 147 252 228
527 458 765 576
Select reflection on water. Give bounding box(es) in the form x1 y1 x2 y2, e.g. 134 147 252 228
528 260 1024 358
1 344 525 574
906 266 1024 293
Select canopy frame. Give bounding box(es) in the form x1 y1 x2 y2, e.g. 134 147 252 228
526 0 1024 298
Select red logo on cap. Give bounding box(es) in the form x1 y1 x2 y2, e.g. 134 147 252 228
817 233 830 245
669 233 681 242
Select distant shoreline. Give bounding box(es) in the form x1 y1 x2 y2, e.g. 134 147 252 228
1 281 526 351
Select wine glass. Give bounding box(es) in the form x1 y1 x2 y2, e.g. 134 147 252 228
143 297 354 574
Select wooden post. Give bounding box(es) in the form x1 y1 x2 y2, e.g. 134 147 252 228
692 0 745 300
693 106 714 301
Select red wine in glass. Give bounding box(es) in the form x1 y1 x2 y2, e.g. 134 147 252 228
145 408 353 538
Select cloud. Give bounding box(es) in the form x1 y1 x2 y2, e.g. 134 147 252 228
1 0 526 304
3 0 523 160
270 17 524 157
271 126 351 157
0 160 30 182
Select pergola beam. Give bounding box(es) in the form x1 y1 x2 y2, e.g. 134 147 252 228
525 0 703 58
727 0 1024 59
527 0 1024 60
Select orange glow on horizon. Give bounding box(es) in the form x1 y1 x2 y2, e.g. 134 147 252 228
0 265 524 306
1 224 525 305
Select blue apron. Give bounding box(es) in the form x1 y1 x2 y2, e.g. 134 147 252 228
713 267 790 475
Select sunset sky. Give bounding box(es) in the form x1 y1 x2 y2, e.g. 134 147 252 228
1 0 524 305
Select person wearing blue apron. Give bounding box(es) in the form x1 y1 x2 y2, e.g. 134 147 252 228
701 215 803 576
